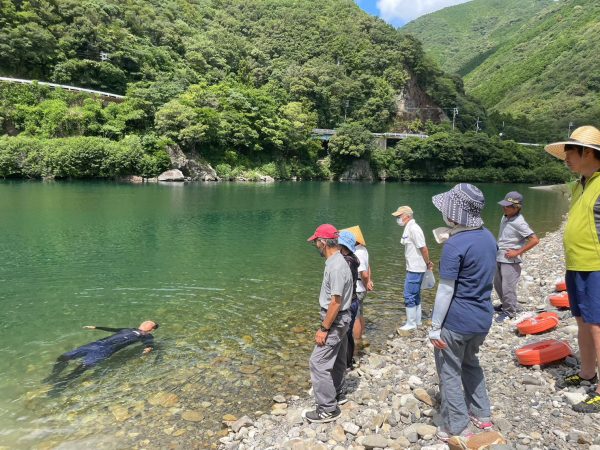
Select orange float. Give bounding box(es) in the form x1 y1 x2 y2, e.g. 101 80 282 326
549 291 570 308
516 312 559 335
515 339 572 366
555 280 567 292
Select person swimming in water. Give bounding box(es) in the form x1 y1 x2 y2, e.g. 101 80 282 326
44 320 159 384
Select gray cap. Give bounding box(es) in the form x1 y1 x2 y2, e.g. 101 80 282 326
498 191 523 207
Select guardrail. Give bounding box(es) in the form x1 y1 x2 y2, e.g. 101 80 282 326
0 76 125 100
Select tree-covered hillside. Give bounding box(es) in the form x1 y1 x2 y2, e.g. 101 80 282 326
0 0 568 182
465 0 600 141
402 0 554 76
403 0 600 142
0 0 477 131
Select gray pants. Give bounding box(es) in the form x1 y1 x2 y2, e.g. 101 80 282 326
309 310 351 412
493 262 522 317
434 328 491 435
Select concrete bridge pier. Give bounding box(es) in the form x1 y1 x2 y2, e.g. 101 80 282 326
375 136 387 151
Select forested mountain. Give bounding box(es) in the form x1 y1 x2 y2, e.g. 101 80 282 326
402 0 554 77
403 0 600 142
0 0 567 182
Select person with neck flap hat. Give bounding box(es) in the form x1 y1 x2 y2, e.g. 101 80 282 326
303 224 353 423
545 126 600 413
428 184 497 443
391 205 433 331
493 191 539 323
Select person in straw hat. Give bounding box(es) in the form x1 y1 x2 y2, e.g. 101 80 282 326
545 126 600 413
428 183 497 442
391 206 433 331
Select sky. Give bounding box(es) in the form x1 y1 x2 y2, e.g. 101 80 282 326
356 0 471 27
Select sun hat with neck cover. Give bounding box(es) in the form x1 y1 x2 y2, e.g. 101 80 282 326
432 183 485 227
545 125 600 160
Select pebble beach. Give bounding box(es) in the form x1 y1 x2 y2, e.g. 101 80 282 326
218 222 600 450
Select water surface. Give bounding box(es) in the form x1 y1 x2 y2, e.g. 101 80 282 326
0 181 569 448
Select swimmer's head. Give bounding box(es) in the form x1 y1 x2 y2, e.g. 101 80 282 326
139 321 159 332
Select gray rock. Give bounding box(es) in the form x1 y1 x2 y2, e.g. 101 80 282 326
361 434 389 449
158 169 185 182
231 415 253 433
342 422 360 435
563 391 587 405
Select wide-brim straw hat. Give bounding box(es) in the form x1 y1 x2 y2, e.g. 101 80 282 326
432 183 485 228
341 225 366 246
544 125 600 160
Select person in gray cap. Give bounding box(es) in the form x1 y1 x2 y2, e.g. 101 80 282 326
494 191 539 323
428 183 497 442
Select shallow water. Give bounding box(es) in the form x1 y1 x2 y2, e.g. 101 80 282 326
0 181 568 448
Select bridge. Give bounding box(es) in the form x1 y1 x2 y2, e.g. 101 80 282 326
0 76 125 102
312 128 428 150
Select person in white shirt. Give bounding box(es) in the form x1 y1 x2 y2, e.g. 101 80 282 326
392 205 433 330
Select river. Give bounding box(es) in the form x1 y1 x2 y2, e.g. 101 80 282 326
0 181 569 449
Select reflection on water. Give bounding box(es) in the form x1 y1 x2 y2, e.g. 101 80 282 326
0 181 568 448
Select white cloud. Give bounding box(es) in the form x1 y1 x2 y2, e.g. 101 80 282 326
377 0 471 25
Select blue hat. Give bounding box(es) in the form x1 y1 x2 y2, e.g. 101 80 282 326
338 230 356 253
432 183 485 227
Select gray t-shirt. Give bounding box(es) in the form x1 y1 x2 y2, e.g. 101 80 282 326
496 214 534 263
319 251 353 310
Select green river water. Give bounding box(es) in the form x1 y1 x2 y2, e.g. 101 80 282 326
0 181 568 449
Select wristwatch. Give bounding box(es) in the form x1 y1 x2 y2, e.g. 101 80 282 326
319 325 330 332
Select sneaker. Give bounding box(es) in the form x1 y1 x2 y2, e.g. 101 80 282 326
558 373 598 389
572 392 600 413
303 406 341 423
436 427 474 442
469 414 493 430
336 392 348 405
495 312 512 323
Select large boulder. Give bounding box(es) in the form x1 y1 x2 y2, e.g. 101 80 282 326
158 169 185 182
167 145 218 181
339 159 374 181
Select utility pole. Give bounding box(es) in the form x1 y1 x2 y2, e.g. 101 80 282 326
452 107 459 130
344 99 349 121
568 121 574 138
475 117 481 133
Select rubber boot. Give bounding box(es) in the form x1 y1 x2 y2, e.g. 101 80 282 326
416 304 422 326
399 306 418 331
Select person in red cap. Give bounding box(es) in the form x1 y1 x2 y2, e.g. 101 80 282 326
302 224 353 423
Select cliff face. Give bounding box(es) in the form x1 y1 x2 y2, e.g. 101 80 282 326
396 77 448 124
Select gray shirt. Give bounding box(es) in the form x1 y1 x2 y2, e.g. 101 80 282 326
319 251 353 311
496 214 534 263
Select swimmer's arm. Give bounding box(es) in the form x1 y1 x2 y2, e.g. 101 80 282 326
141 334 154 354
82 326 124 332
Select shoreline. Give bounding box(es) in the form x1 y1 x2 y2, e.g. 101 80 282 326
218 222 600 449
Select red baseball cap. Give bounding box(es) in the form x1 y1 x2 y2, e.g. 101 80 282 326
307 224 339 241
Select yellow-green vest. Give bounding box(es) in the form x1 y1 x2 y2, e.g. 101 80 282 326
564 172 600 271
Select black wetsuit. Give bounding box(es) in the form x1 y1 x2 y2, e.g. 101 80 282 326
44 326 154 387
62 327 154 367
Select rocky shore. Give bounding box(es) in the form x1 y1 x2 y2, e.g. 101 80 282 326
218 223 600 450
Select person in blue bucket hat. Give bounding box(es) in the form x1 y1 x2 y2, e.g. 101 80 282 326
429 183 497 443
337 231 360 370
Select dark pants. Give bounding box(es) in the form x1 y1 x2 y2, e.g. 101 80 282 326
346 297 360 368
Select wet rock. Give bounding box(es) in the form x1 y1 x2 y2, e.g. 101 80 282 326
148 391 179 407
239 365 260 374
181 410 204 422
109 405 131 422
